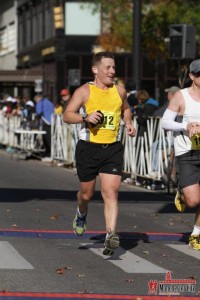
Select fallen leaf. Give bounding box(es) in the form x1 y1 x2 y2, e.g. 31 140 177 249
64 266 72 270
79 290 88 294
168 222 174 226
151 213 158 217
56 268 65 274
142 250 149 255
77 274 85 278
11 224 18 228
50 214 57 220
187 275 196 280
126 279 134 283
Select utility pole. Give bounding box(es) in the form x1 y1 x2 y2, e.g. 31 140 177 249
133 0 142 90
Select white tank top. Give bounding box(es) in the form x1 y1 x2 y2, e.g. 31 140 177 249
174 88 200 156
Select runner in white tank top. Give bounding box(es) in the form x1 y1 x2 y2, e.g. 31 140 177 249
162 59 200 250
174 88 200 156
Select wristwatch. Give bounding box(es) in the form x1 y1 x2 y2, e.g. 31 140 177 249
82 112 88 122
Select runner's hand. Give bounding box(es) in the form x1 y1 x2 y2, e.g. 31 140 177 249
125 123 136 137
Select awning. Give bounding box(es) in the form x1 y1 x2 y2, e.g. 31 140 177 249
0 70 43 82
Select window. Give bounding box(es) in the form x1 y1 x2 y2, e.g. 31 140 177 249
44 6 54 39
0 23 16 56
32 13 38 44
25 12 31 47
38 11 43 42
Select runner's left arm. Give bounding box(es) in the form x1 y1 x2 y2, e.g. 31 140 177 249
117 85 136 137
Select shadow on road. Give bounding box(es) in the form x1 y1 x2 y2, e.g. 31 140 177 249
0 187 194 214
0 187 171 202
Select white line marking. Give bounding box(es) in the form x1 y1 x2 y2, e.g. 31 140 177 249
0 241 34 269
81 243 167 273
167 244 200 259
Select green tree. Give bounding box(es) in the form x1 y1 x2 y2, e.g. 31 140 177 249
88 0 200 59
142 0 200 59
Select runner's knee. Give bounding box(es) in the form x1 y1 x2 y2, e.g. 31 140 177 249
185 197 200 208
81 191 94 201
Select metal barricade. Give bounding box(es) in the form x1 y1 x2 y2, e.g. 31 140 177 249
0 113 175 191
50 115 174 183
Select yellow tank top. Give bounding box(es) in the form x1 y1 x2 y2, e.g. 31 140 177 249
79 83 122 143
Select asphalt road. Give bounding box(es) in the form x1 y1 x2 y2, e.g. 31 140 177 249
0 149 199 300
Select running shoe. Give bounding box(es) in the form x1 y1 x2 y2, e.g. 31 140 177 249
174 190 186 212
189 235 200 250
103 231 119 256
73 211 87 236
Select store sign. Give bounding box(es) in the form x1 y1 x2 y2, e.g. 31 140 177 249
34 79 43 92
65 2 100 36
68 69 81 86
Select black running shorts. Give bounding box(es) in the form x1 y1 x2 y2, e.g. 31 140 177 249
75 140 124 182
175 150 200 189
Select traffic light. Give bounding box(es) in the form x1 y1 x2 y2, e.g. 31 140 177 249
53 6 64 29
169 24 196 59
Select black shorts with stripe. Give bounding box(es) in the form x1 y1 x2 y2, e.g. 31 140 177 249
175 150 200 189
75 140 124 182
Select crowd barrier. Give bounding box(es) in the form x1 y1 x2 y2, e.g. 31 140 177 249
0 113 20 147
51 115 174 188
0 113 175 190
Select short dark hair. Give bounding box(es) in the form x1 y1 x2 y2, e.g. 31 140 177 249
92 51 114 66
136 90 150 103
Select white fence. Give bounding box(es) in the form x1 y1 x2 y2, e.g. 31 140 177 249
50 115 174 183
0 113 20 147
0 113 174 184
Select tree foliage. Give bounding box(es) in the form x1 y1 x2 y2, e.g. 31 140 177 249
85 0 200 60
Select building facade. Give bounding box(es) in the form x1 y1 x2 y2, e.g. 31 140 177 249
0 0 180 103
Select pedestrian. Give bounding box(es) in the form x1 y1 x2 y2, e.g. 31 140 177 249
162 58 200 250
125 80 138 114
34 93 55 160
151 86 180 177
21 99 36 129
135 89 158 137
153 86 180 117
63 51 136 256
60 88 71 112
54 100 63 115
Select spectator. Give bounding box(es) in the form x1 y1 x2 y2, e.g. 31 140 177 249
60 88 71 112
22 99 35 119
125 81 138 114
2 96 17 117
135 90 158 137
153 86 180 117
34 93 55 160
55 100 63 115
21 100 36 129
151 86 180 177
114 77 125 88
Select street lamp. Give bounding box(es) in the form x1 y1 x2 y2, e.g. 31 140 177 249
133 0 142 90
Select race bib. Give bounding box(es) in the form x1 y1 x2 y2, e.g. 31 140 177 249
97 111 116 130
191 134 200 150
